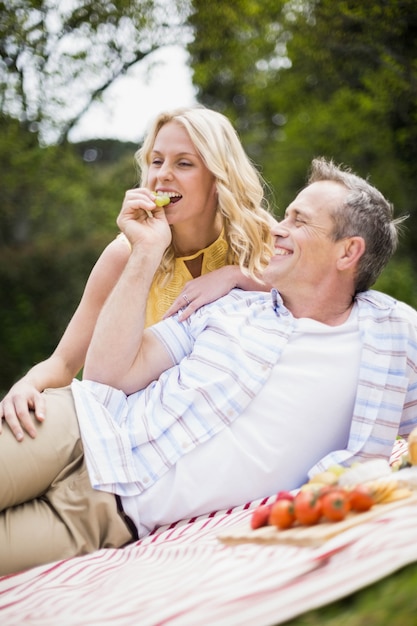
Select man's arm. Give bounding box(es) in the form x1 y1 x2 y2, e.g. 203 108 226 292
83 190 175 394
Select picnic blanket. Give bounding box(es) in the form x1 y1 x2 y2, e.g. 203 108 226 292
1 441 416 626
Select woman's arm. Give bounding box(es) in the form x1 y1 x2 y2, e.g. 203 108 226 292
83 191 175 394
0 237 130 440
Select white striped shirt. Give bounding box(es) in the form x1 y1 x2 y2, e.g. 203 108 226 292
72 288 417 495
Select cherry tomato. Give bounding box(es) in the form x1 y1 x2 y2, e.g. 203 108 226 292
250 504 272 530
269 499 295 530
275 490 295 502
294 490 323 525
321 489 351 522
348 485 375 512
317 485 336 498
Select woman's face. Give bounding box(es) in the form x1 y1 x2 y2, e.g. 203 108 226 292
147 121 218 227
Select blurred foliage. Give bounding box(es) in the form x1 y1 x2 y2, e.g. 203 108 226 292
187 0 417 294
1 0 417 391
0 116 139 392
187 0 417 200
0 115 138 246
0 0 191 143
0 235 108 391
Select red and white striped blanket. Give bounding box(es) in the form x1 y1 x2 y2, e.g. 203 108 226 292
1 440 416 626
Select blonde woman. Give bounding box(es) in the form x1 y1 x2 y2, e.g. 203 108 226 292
1 106 275 441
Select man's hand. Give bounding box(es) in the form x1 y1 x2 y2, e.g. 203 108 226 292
0 382 45 441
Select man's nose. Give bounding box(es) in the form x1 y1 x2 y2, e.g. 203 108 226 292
271 219 289 238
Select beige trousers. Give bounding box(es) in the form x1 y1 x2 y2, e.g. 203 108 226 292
0 386 134 576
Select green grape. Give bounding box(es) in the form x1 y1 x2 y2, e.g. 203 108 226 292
153 192 170 207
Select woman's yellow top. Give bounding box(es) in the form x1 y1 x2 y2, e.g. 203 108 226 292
145 231 228 326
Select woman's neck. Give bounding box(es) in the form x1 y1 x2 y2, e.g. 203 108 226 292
172 216 223 258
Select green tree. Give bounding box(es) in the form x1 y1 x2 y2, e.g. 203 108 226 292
0 0 194 387
274 1 417 214
0 0 191 144
0 115 138 246
187 0 417 202
0 237 106 393
187 0 417 304
0 118 140 390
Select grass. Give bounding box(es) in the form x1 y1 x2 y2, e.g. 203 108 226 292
278 560 417 626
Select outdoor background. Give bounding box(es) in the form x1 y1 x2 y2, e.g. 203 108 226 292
1 0 417 393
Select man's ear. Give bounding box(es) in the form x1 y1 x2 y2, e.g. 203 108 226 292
337 236 366 271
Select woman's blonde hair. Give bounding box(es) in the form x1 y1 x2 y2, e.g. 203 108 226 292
135 106 274 286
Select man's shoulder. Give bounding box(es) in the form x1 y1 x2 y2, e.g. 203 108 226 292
357 290 417 323
204 288 271 313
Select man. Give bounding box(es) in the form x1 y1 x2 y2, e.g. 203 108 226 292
1 158 416 576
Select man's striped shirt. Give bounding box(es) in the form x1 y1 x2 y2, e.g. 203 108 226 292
72 288 417 495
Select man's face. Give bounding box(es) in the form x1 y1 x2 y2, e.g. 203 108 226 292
262 181 349 292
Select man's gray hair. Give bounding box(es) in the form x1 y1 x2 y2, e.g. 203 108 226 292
308 157 407 292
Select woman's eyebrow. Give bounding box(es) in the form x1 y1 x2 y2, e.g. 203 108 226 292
151 149 197 158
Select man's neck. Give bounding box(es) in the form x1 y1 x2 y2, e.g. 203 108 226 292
283 295 355 326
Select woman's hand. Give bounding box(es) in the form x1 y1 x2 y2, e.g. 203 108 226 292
163 266 267 321
117 188 172 252
0 380 45 441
